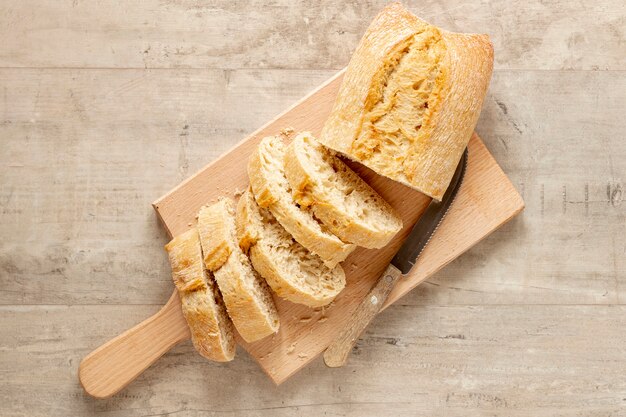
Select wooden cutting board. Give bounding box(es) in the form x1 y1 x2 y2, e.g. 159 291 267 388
79 70 524 398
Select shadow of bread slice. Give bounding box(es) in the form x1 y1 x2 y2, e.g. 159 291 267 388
318 3 493 200
284 133 402 249
237 188 346 307
198 199 279 343
248 136 355 268
165 229 236 362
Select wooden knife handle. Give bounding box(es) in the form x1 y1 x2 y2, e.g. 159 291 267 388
324 263 402 368
78 290 190 398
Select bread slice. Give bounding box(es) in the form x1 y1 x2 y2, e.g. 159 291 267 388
197 199 279 343
248 136 355 268
237 188 346 307
284 132 402 249
318 3 493 200
197 203 236 272
165 229 236 362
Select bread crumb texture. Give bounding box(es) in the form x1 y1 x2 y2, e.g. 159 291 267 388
199 199 280 343
248 136 355 267
352 26 446 185
165 229 236 362
285 133 402 248
280 126 295 138
319 3 493 199
237 188 346 307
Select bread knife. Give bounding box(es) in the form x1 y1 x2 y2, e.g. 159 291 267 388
324 148 468 367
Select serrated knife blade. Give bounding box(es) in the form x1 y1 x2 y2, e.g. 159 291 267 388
391 147 469 274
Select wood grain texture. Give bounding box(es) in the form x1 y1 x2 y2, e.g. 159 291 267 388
1 69 623 306
1 0 625 415
324 264 403 367
0 0 623 70
150 68 524 384
1 304 625 416
79 291 190 399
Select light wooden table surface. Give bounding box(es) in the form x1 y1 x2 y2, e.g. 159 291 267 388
1 1 624 416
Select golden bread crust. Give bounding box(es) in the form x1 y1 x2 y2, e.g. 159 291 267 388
248 136 355 267
198 199 279 343
237 189 346 307
319 3 493 200
197 200 236 271
165 229 236 362
284 133 402 249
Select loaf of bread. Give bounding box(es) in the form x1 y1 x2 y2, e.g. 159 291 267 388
248 136 356 268
318 3 493 200
284 132 402 249
237 188 346 307
165 229 236 362
197 199 280 343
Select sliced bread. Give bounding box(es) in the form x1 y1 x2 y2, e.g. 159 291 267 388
165 229 236 362
318 3 493 200
197 199 279 343
197 202 236 271
284 132 403 249
248 136 355 268
237 188 346 307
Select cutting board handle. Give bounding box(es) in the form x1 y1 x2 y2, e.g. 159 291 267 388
78 290 190 398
